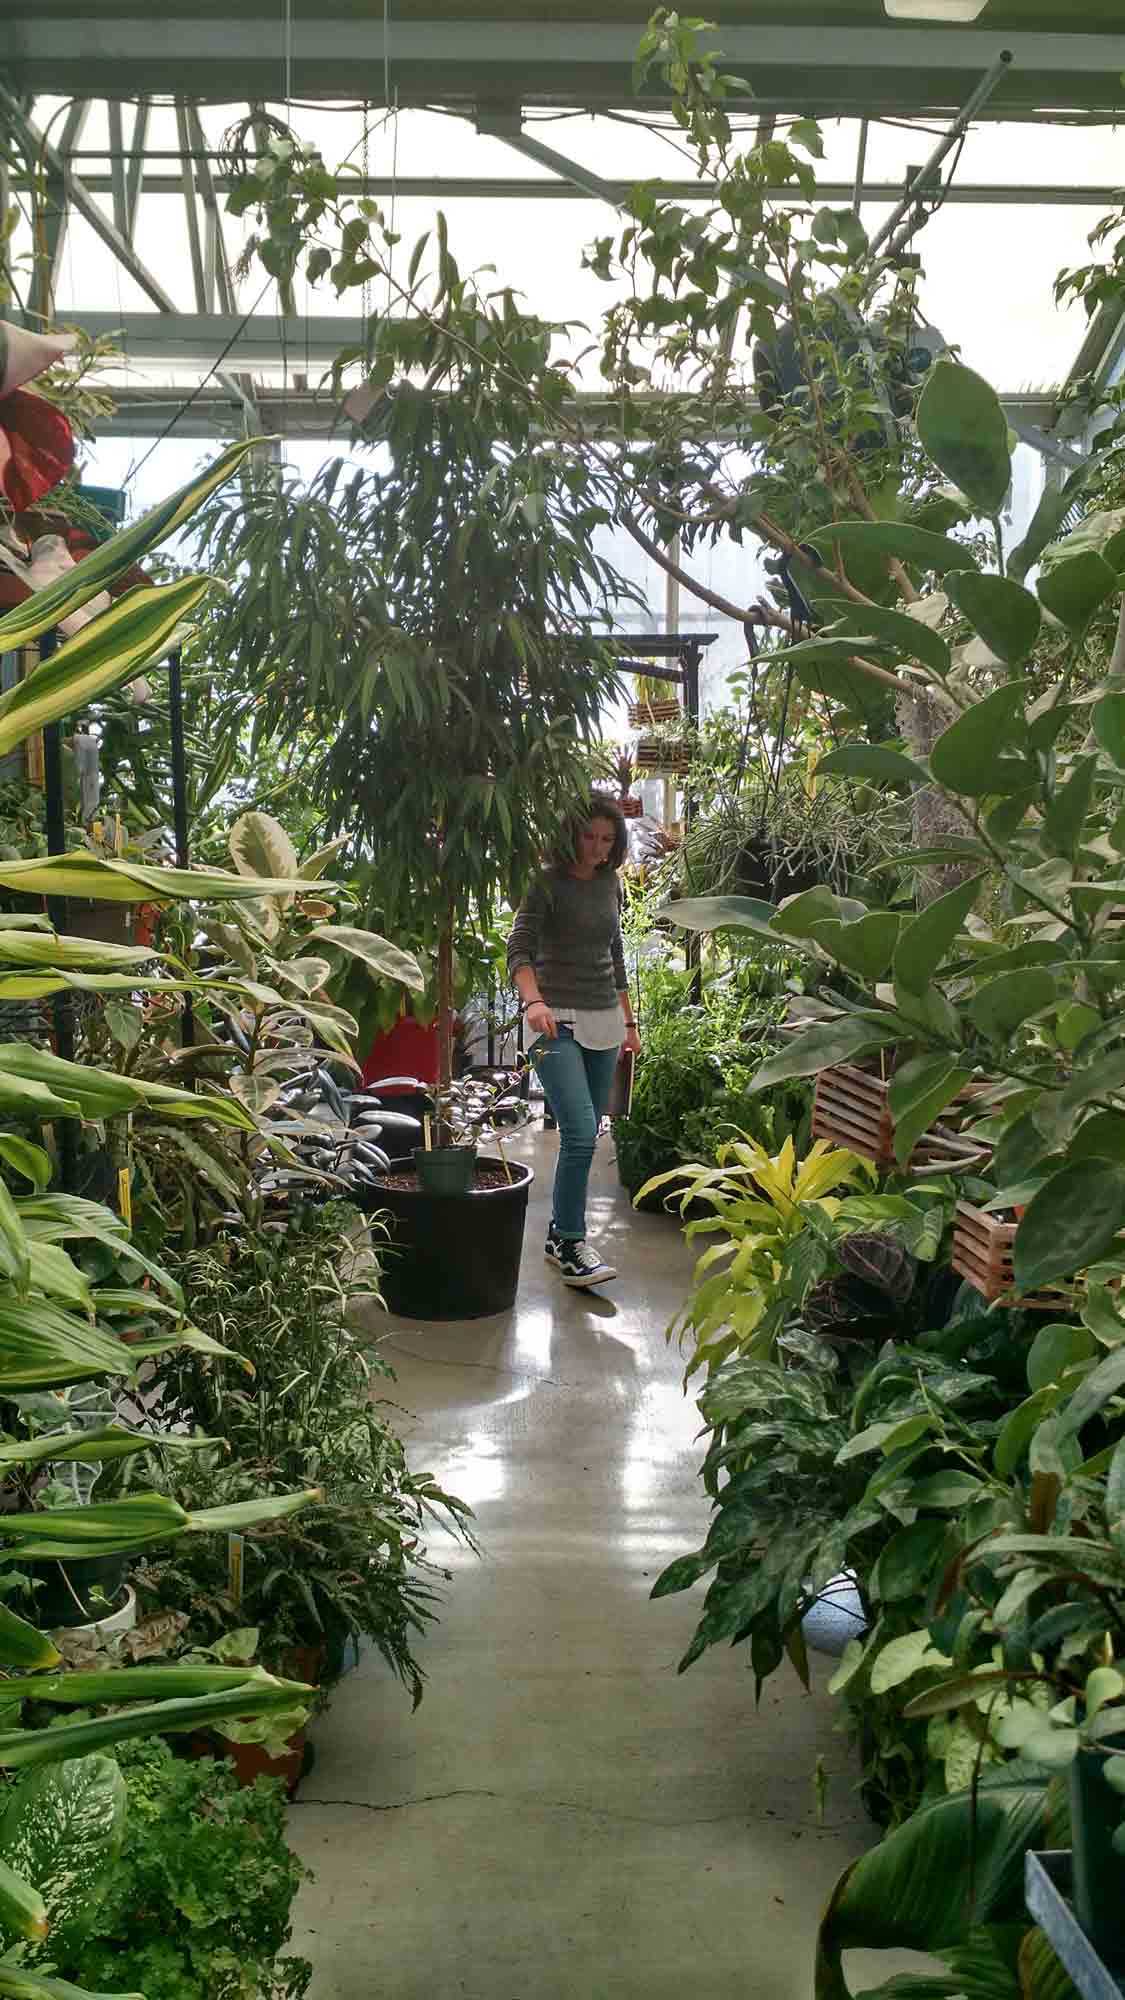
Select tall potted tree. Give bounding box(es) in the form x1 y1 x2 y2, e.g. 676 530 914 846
192 289 628 1318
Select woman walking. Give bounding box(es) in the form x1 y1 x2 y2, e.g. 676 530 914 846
508 797 641 1288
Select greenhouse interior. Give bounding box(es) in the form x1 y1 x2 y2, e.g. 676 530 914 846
3 2 1125 1996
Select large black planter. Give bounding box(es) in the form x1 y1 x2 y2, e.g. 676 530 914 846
26 1553 128 1629
368 1158 534 1320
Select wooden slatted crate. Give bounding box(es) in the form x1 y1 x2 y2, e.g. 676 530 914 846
628 699 682 728
951 1200 1110 1312
812 1062 894 1167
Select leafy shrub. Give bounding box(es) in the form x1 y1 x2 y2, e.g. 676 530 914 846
54 1736 310 2000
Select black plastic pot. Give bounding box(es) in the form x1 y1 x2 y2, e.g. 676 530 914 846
371 1158 534 1319
26 1553 128 1629
414 1146 475 1197
1070 1744 1125 1972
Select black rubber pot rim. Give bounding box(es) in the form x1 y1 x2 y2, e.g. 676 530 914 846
373 1156 534 1200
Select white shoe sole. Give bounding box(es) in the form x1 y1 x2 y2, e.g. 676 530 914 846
559 1265 617 1287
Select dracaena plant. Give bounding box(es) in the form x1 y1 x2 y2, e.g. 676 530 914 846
0 440 362 1993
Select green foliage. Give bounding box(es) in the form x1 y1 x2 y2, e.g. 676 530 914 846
613 959 810 1201
49 1737 310 2000
136 1207 474 1705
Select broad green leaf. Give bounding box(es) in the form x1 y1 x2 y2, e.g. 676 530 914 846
887 1054 970 1166
0 1426 210 1471
0 1494 188 1558
307 924 425 992
296 835 349 880
816 745 927 787
749 1016 899 1092
869 1628 952 1696
1014 1160 1125 1292
871 1519 950 1603
969 968 1057 1039
1043 754 1097 860
838 1414 934 1464
815 1769 1050 1992
0 1046 139 1120
929 682 1034 797
994 1389 1060 1479
0 1664 308 1705
229 810 298 894
0 1967 143 1998
945 570 1041 666
0 1306 137 1392
0 1138 49 1192
1051 1345 1125 1445
817 604 951 679
184 1489 319 1534
1026 1321 1096 1392
0 580 211 758
1037 548 1119 632
0 1755 126 1960
894 872 985 995
661 894 791 942
0 1602 60 1671
0 437 265 651
1094 691 1125 769
0 854 333 906
1009 451 1104 580
917 359 1012 515
0 1858 47 1944
808 913 902 980
0 1677 311 1770
130 1075 254 1129
807 519 980 575
770 885 849 938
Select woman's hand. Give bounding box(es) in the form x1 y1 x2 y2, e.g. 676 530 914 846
526 1000 558 1040
623 1023 641 1057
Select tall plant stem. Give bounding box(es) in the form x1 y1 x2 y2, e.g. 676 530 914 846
436 896 455 1141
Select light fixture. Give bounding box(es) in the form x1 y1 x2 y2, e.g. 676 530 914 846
884 0 991 18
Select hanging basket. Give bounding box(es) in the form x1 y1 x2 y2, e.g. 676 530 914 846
635 739 691 776
617 795 642 818
812 1064 992 1175
950 1200 1113 1312
628 699 681 729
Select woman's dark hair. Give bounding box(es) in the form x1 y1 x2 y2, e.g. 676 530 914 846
547 795 629 873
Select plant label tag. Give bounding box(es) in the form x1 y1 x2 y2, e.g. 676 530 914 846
228 1533 245 1605
117 1166 132 1230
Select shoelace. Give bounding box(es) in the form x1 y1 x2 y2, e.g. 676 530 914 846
566 1242 604 1273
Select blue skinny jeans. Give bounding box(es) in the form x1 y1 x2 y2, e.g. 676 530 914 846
532 1027 621 1240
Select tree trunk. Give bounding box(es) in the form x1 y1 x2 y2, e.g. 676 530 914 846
896 684 971 906
436 903 455 1145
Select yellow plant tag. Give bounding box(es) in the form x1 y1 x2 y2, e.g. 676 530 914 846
117 1166 132 1230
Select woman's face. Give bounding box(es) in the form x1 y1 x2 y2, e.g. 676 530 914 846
576 817 617 874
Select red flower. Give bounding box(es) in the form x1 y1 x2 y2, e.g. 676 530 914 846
0 389 74 512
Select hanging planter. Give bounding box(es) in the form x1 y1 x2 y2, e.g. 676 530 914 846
635 738 691 776
628 698 682 729
950 1199 1110 1312
618 794 642 818
813 1064 991 1174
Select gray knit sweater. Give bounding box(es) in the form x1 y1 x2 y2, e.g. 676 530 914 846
507 870 627 1011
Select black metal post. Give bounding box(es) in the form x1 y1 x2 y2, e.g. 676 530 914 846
681 638 703 1004
40 630 77 1191
167 647 195 1049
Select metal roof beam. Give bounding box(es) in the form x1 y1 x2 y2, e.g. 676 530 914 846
475 108 621 208
7 20 1125 115
24 98 90 326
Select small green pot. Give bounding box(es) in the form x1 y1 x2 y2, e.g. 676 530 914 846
1069 1744 1125 1972
413 1146 476 1197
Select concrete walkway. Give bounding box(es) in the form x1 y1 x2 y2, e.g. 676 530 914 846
286 1126 909 1999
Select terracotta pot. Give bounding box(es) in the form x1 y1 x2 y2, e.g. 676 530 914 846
187 1728 309 1798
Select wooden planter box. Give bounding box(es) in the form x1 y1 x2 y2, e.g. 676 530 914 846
951 1200 1105 1313
618 795 642 818
812 1064 991 1174
635 740 691 776
629 699 681 728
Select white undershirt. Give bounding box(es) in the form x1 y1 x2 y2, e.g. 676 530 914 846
552 1006 624 1051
